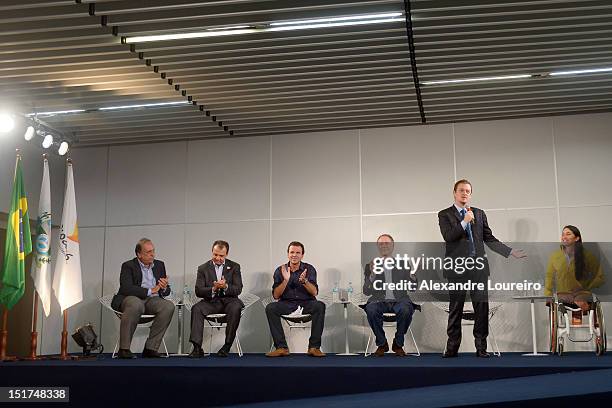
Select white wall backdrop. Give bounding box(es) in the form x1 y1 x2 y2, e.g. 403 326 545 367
37 111 612 355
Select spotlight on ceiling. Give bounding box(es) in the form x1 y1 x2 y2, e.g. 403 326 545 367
42 134 54 149
58 141 69 156
24 126 35 141
0 112 15 133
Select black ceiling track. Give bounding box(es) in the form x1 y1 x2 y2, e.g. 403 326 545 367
403 0 426 124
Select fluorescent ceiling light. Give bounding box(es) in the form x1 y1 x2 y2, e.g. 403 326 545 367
269 12 403 26
99 101 189 111
550 67 612 76
207 25 252 31
26 101 189 117
26 109 86 117
125 12 404 43
126 29 258 43
421 74 532 85
268 17 403 32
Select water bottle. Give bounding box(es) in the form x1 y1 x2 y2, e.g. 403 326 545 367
183 284 191 304
347 281 354 302
332 281 339 303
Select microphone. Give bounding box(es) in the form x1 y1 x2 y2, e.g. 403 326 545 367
466 206 475 225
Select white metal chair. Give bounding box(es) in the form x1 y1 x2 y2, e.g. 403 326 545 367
184 293 260 357
99 293 179 358
363 312 421 357
433 301 502 356
262 296 331 352
353 291 421 357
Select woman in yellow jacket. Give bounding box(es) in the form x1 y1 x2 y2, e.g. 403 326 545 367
544 225 605 313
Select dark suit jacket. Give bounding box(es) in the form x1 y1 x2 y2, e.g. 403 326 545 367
438 205 511 278
111 258 171 311
195 259 244 307
363 262 416 302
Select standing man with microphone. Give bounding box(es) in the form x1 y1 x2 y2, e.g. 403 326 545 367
438 179 525 358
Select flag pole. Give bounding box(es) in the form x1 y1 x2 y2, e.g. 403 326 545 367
59 310 69 360
22 292 42 360
0 308 16 361
24 152 49 361
59 158 71 360
0 150 23 362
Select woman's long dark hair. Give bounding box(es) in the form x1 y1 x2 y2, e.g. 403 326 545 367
563 225 585 281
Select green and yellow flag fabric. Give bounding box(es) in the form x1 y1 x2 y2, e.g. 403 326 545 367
0 156 32 309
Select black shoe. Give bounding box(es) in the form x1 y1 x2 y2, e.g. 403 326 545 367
373 342 389 357
391 340 406 357
442 350 458 358
217 345 230 357
476 350 490 358
189 345 204 358
142 348 162 358
117 349 135 359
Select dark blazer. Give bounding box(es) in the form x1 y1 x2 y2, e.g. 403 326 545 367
195 259 244 307
363 262 416 302
111 258 171 311
438 205 511 277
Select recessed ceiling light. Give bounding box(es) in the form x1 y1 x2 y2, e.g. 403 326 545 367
421 74 533 85
550 67 612 76
125 12 404 43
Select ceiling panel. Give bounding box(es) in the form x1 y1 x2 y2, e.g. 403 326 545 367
1 0 611 147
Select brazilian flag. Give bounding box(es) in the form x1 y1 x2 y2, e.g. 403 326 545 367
0 157 32 309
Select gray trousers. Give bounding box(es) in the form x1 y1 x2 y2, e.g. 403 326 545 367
120 296 175 351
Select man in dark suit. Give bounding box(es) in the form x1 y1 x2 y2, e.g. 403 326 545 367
363 234 419 357
438 179 525 358
111 238 174 359
189 240 243 358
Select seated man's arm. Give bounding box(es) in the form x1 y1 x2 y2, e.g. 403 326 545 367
118 262 148 299
225 263 243 297
272 267 287 300
363 263 374 295
302 267 318 297
195 267 214 300
155 261 171 298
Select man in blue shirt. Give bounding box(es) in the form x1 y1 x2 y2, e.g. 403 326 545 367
265 241 326 357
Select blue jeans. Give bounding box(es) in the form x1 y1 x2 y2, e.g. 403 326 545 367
365 299 415 347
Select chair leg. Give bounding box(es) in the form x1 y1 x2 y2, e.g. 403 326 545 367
364 332 373 356
161 338 169 358
408 327 420 357
236 337 243 357
207 326 214 356
489 322 501 357
112 336 120 359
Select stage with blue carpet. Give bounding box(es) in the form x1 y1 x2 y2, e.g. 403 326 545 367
1 353 611 407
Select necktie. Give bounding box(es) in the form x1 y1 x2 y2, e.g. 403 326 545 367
461 208 476 256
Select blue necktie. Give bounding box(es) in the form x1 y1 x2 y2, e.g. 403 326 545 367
461 209 476 256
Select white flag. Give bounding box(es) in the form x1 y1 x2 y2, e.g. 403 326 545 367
31 157 52 316
52 161 82 312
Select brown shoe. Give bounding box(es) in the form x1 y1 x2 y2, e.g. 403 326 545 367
373 342 389 357
266 348 290 357
307 348 326 357
392 340 406 357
